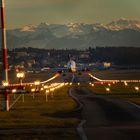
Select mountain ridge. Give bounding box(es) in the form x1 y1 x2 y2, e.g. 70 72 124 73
3 18 140 49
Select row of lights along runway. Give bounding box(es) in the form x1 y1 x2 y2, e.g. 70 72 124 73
0 71 67 111
89 82 140 93
3 81 70 95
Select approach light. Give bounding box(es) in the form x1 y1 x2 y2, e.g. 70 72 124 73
124 81 128 86
2 81 9 86
91 84 94 87
108 83 111 87
40 88 44 91
44 85 48 89
135 87 139 91
34 81 40 86
16 72 25 78
12 89 17 93
70 83 72 86
50 88 55 91
46 90 49 93
31 88 35 92
106 88 110 92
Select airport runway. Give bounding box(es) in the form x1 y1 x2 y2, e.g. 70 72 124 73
68 72 140 140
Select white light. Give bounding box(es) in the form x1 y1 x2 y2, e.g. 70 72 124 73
17 72 25 78
106 88 110 92
108 83 111 87
3 81 9 86
44 85 48 89
46 90 49 93
69 83 72 85
135 87 139 91
34 81 40 85
50 88 55 91
40 88 44 91
91 84 94 87
31 89 35 92
12 89 17 93
124 82 128 86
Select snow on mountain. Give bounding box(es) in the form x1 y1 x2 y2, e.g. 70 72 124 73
67 22 94 34
106 18 140 31
6 18 140 49
20 24 37 32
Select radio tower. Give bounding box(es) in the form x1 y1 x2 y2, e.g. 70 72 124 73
1 0 9 111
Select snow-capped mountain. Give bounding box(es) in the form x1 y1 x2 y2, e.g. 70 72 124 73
20 24 37 32
4 18 140 49
106 18 140 31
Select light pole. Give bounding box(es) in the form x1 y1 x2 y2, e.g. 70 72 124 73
16 72 25 102
33 81 40 99
2 81 9 111
16 72 25 85
1 0 9 111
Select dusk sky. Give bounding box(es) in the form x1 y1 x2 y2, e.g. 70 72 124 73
5 0 140 29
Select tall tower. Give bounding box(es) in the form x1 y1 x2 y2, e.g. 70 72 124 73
0 0 8 82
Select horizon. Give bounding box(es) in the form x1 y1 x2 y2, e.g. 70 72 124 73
6 18 140 29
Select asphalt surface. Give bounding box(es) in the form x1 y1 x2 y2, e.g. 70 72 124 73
68 72 140 140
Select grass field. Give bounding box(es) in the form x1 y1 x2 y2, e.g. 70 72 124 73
0 86 80 140
93 69 140 80
88 82 140 94
87 82 140 106
87 70 140 105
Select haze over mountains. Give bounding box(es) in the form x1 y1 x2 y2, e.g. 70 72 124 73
5 18 140 49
